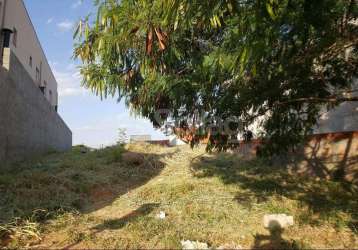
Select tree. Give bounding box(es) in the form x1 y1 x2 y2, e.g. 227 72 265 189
74 0 357 154
117 128 128 145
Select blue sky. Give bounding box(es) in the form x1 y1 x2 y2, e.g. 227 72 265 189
24 0 166 147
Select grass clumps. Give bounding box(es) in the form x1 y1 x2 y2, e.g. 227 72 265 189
1 144 357 248
0 144 166 248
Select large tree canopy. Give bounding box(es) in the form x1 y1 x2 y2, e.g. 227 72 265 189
74 0 358 154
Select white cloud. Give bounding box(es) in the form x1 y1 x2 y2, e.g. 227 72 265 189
59 87 85 97
47 18 54 24
53 66 88 97
66 63 76 71
57 20 74 32
52 64 167 148
49 61 58 67
71 0 82 9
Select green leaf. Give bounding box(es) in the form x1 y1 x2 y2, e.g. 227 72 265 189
73 20 81 39
266 0 276 20
239 47 248 75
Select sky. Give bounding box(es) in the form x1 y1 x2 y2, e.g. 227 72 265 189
24 0 167 148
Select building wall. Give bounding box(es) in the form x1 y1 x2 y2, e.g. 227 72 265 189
130 135 152 143
0 48 72 163
313 78 358 134
234 132 358 184
243 78 358 139
0 0 58 107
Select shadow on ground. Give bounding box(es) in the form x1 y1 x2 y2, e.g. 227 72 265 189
190 152 358 234
92 203 160 232
252 226 294 249
0 144 175 245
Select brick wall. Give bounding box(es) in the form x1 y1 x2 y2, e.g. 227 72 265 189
0 48 72 163
234 132 358 183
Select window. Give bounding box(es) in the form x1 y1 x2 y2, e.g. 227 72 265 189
39 86 45 94
12 27 17 47
49 90 53 103
35 67 40 83
2 28 12 48
29 56 32 67
39 80 47 94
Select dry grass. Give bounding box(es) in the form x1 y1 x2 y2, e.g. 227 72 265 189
0 143 357 249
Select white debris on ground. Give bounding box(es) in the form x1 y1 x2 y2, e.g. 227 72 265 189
263 214 294 229
181 240 209 249
217 243 243 249
156 211 166 219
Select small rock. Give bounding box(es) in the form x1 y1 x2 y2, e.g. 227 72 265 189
263 214 294 230
181 240 209 250
156 211 166 219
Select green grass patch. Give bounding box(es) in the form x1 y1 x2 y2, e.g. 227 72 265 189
0 144 357 248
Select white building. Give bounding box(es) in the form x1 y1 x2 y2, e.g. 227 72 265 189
129 134 152 143
0 0 58 109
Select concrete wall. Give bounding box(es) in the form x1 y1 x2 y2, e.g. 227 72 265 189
130 135 152 143
314 78 358 134
0 49 72 163
0 0 58 107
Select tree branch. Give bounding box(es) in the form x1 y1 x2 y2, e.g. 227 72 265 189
276 96 358 106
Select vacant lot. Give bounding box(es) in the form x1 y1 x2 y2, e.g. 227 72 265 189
0 144 357 249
